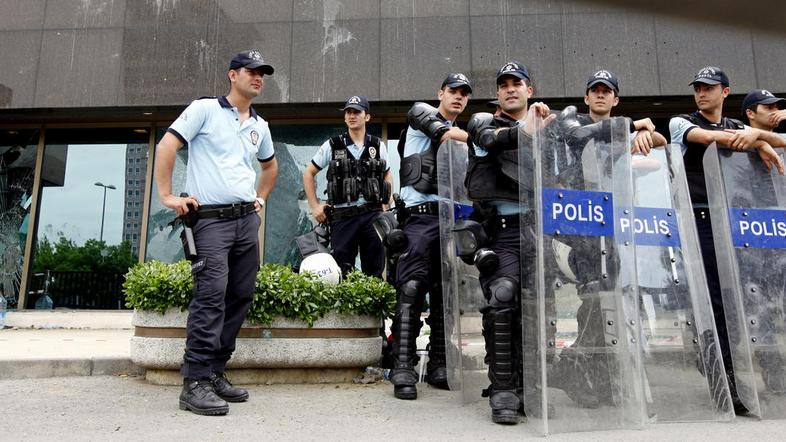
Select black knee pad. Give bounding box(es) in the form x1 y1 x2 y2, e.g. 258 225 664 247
398 279 427 305
484 277 519 309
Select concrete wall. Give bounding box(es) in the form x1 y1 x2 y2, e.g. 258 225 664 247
1 0 785 109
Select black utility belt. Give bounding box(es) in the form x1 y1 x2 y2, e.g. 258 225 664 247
409 201 439 216
197 202 256 220
331 204 382 222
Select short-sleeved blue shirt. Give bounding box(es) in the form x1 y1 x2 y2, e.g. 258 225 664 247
311 133 390 208
167 96 275 205
399 122 454 207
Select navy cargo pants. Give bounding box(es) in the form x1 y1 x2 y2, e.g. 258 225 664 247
330 209 385 278
181 211 261 380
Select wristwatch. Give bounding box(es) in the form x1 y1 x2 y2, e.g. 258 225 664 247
256 197 265 207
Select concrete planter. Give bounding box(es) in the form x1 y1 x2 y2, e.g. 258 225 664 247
130 308 383 385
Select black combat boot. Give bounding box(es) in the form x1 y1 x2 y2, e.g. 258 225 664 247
179 378 229 416
390 302 422 400
210 372 249 402
425 293 449 390
483 307 521 424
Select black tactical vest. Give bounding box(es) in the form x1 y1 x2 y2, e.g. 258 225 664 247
465 114 532 204
677 112 744 205
325 134 390 205
398 121 446 195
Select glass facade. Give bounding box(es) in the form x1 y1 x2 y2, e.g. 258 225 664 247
0 129 39 309
1 119 404 309
25 128 149 309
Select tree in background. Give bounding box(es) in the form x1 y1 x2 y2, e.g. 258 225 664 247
33 236 137 274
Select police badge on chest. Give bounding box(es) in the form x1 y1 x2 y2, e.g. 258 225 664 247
250 130 259 145
368 146 377 158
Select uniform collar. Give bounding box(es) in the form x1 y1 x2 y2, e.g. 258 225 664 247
497 112 519 125
343 132 370 147
218 96 259 119
436 112 452 126
693 110 722 126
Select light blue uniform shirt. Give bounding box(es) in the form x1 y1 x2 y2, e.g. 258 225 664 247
668 116 699 156
472 120 521 216
400 122 453 207
168 96 275 205
311 134 390 208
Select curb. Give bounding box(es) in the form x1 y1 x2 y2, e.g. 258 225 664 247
0 357 143 380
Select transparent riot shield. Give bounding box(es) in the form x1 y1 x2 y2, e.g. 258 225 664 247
704 144 786 419
523 111 645 434
437 140 487 404
630 145 733 422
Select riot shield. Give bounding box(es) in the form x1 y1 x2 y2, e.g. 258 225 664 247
522 111 645 434
437 139 487 404
630 145 733 422
704 144 786 419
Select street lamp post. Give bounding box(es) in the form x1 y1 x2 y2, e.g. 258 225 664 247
94 182 116 242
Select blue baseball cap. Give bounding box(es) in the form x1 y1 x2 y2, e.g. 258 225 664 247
229 50 274 75
341 95 370 112
742 89 786 112
690 66 729 87
587 69 619 94
496 61 530 84
441 73 473 93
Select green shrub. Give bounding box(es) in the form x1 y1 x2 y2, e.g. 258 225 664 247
123 260 193 313
124 261 397 326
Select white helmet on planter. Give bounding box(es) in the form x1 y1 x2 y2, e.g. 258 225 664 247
299 252 341 285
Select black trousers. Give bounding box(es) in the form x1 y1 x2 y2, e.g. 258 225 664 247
395 214 441 286
330 209 385 278
181 212 261 380
695 210 737 379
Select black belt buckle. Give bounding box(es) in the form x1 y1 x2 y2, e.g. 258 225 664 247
231 203 243 219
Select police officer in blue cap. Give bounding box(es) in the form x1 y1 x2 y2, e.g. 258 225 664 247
303 96 392 278
670 66 784 414
387 73 472 401
743 89 786 133
155 49 279 416
466 61 554 424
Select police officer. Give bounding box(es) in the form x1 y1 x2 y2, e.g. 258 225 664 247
302 96 391 278
579 69 666 151
388 73 472 400
547 69 668 409
669 66 783 413
740 89 786 393
155 50 279 416
743 89 786 135
466 61 554 424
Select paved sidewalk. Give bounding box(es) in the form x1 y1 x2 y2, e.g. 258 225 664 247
0 328 140 379
3 375 784 441
0 311 138 379
1 312 784 440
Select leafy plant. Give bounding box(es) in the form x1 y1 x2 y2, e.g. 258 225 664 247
123 260 193 313
124 261 396 326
